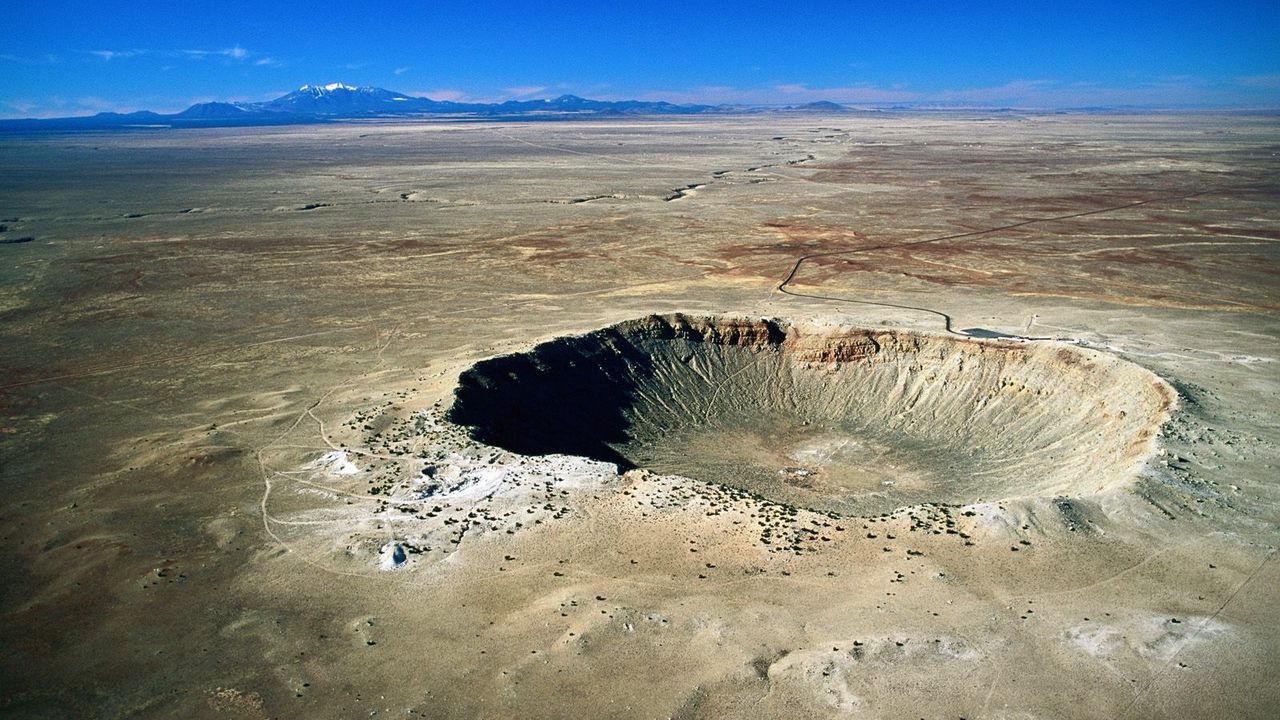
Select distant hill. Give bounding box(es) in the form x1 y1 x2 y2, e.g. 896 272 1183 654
789 100 850 112
0 83 724 131
175 102 250 119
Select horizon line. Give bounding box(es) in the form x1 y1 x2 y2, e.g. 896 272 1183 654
5 82 1280 122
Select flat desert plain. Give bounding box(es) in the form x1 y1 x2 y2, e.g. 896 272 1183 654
0 114 1278 719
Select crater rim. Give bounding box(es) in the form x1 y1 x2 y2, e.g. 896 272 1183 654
445 313 1177 514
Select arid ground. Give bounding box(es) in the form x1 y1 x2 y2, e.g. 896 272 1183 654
1 114 1277 719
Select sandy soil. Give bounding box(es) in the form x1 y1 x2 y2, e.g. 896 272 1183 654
0 114 1277 719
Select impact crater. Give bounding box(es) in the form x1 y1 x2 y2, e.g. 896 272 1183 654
447 315 1176 514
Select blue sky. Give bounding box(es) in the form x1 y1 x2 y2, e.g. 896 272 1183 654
2 1 1278 116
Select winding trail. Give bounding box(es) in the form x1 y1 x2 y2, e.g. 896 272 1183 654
774 188 1222 334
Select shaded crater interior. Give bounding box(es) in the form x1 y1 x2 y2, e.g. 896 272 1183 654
447 315 1175 513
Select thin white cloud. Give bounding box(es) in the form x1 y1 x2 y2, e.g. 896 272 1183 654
772 83 920 103
928 80 1053 103
1 53 61 65
622 84 916 105
616 77 1280 108
88 49 147 62
66 96 140 113
394 66 410 75
405 89 527 104
183 46 252 61
175 45 281 68
419 89 467 101
926 77 1280 107
1238 74 1280 89
504 85 548 98
2 99 39 115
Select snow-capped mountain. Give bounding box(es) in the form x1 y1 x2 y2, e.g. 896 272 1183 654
299 82 360 93
260 83 440 114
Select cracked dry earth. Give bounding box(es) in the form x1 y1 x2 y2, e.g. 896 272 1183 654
1 114 1278 719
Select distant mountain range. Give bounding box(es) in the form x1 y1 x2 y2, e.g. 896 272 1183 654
0 83 869 131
